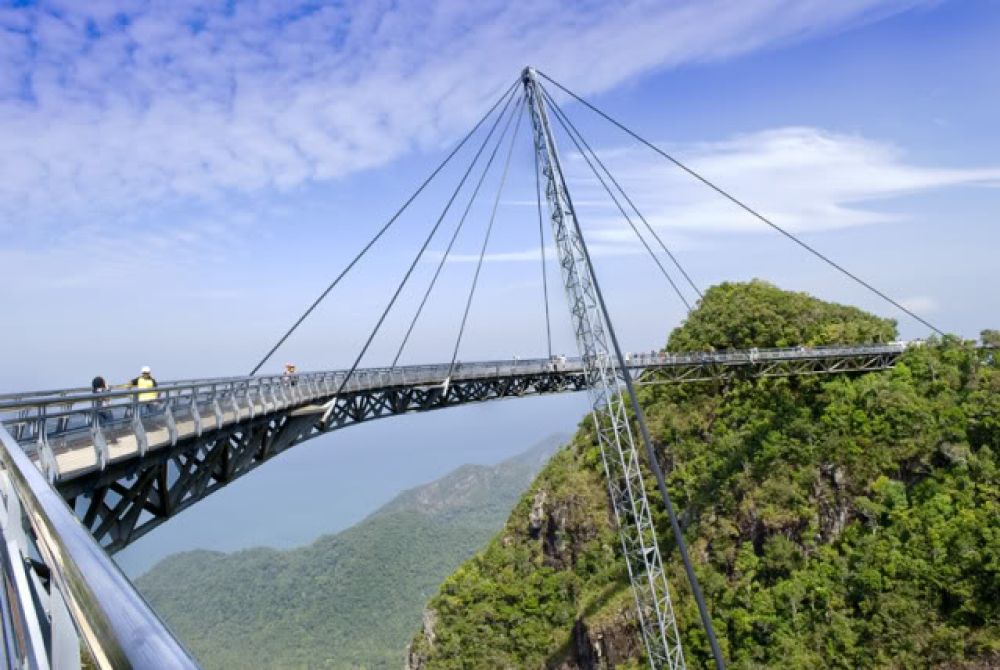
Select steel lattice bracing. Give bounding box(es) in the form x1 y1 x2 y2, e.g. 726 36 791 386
58 370 587 552
0 346 909 556
522 68 685 669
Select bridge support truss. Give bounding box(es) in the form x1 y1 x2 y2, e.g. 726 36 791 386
59 371 587 552
523 68 686 669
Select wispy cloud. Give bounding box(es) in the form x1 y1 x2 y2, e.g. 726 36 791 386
439 244 644 264
436 125 1000 264
0 0 932 228
899 295 938 313
563 126 1000 235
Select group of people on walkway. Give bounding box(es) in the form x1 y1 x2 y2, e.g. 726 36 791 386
91 366 159 400
90 366 159 423
88 364 300 426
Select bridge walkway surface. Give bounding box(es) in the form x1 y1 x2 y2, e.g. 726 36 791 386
0 343 905 554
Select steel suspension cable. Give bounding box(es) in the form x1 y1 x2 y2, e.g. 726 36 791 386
541 85 703 303
248 80 520 376
533 139 554 359
391 95 525 368
325 94 524 410
447 101 525 378
538 70 944 336
542 88 692 311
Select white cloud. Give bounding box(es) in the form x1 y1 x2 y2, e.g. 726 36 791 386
562 126 1000 237
436 126 1000 264
899 295 938 313
441 243 644 264
0 0 932 228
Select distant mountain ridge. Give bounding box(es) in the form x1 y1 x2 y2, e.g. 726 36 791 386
136 433 568 669
376 435 563 521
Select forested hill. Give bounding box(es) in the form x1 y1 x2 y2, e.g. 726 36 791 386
136 433 567 669
407 280 1000 669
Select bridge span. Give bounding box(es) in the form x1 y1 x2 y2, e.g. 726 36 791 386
1 343 906 553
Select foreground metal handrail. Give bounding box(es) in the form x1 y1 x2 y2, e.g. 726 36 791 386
0 425 198 669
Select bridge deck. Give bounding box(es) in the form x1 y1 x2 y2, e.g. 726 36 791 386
0 343 915 553
2 344 906 483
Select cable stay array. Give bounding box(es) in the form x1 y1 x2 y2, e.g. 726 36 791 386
536 70 945 337
244 66 945 670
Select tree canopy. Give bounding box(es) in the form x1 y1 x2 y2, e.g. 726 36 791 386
666 280 897 351
410 282 999 669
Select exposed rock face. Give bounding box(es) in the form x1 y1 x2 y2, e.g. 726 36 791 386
526 478 606 572
404 608 437 670
554 614 645 670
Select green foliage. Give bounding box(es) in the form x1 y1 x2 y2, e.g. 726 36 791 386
982 329 1000 347
408 445 625 668
412 282 999 669
135 436 564 669
666 279 896 351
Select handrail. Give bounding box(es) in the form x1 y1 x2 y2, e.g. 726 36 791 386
0 425 199 669
0 343 916 413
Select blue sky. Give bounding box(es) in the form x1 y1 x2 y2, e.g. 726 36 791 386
2 0 999 572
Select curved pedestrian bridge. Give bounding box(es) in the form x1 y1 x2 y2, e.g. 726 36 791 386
0 343 906 553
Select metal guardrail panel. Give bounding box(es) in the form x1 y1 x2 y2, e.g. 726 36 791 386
0 344 916 484
0 425 198 669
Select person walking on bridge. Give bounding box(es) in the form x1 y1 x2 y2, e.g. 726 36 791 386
130 366 159 414
91 376 113 426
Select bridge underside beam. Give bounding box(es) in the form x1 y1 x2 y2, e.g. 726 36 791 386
635 352 899 385
61 372 586 553
55 354 897 553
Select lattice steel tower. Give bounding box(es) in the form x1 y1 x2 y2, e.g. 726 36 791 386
522 67 686 669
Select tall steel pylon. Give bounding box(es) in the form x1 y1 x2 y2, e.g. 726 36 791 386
522 67 685 669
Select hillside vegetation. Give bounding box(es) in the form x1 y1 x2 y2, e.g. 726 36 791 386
407 280 1000 669
136 434 566 669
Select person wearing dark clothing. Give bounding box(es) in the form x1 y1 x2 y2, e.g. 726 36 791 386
91 376 113 426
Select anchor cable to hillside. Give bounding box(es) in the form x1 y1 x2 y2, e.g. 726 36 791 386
541 85 703 305
541 86 694 312
447 98 525 378
324 94 525 410
537 70 945 336
249 79 520 376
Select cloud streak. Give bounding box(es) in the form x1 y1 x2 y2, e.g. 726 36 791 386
0 0 932 226
433 125 1000 266
563 126 1000 236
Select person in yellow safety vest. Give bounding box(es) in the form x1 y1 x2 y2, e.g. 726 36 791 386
130 366 159 403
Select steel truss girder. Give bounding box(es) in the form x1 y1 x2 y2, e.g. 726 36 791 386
523 68 685 670
59 372 586 552
636 352 900 385
52 353 898 555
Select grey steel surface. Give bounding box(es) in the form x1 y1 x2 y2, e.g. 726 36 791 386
524 66 684 669
0 425 197 669
0 343 910 555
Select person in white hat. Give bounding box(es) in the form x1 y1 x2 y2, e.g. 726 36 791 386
129 365 159 410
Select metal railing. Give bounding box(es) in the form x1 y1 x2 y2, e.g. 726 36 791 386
0 424 197 669
0 344 917 481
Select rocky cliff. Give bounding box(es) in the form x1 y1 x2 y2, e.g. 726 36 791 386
407 281 1000 669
